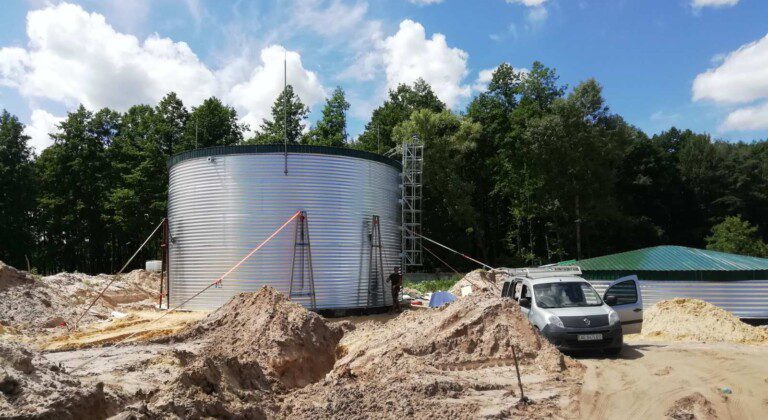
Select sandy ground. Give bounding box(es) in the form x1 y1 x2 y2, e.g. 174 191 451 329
41 310 208 351
575 339 768 420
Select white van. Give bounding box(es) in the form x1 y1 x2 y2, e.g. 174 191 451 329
501 266 643 354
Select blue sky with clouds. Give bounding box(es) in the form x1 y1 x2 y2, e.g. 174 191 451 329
1 0 767 153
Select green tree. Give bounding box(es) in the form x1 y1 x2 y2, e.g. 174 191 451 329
106 105 167 264
356 79 445 153
181 97 244 150
307 87 350 147
706 216 768 257
247 85 309 145
36 106 119 273
155 92 189 155
0 111 35 268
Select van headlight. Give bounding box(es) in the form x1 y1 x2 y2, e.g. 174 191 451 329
547 314 564 328
608 310 620 326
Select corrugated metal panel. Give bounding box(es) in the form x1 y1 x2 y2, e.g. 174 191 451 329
168 144 402 170
560 246 768 272
588 279 768 318
168 151 401 310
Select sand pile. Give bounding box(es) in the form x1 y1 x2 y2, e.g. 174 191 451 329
448 269 503 297
0 340 113 419
0 262 34 292
666 392 717 420
0 265 160 334
135 287 343 418
641 298 768 344
181 287 343 389
280 292 580 418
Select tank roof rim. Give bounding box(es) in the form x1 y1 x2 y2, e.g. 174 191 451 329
167 144 402 170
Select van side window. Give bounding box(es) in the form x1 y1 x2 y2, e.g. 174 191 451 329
605 280 638 305
502 282 511 297
514 282 523 299
519 285 531 308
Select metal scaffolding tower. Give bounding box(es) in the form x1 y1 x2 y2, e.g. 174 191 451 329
401 142 424 269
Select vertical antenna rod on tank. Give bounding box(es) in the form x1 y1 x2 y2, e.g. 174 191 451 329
284 52 288 176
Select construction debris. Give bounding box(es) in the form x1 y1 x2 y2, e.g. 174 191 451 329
640 298 768 344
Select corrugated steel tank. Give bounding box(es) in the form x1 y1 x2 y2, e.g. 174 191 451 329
167 145 402 310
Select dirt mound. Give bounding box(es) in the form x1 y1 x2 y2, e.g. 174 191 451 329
0 265 160 334
132 287 343 418
139 355 274 419
641 298 768 344
666 392 718 420
181 287 343 390
281 292 580 418
0 262 34 292
337 291 566 375
448 269 503 297
0 340 113 419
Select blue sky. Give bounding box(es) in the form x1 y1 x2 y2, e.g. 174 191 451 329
1 0 767 152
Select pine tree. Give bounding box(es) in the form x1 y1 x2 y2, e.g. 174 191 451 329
308 87 350 147
248 85 309 144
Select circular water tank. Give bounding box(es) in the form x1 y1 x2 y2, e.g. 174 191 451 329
167 145 402 310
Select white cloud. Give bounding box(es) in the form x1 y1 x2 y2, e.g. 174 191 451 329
473 68 495 92
505 0 549 23
721 102 768 131
1 2 217 110
24 109 63 153
0 2 327 146
506 0 547 6
381 20 470 108
693 33 768 131
527 7 548 22
693 34 768 105
691 0 739 9
293 0 369 37
225 46 326 130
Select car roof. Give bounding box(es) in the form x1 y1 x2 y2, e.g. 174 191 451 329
509 275 589 286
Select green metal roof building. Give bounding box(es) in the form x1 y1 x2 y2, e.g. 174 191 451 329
560 246 768 318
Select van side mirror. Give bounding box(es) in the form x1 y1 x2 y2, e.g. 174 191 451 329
604 295 618 306
519 297 531 308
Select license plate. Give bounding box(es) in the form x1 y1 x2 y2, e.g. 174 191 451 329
577 333 603 341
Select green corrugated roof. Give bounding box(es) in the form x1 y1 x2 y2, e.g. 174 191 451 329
559 246 768 272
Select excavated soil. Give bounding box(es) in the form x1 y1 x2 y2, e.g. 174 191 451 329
0 340 114 419
666 392 718 420
280 292 581 419
130 287 344 418
448 269 505 297
117 289 581 419
0 262 160 336
641 298 768 344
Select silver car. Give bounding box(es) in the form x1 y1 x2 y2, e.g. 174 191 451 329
501 267 643 354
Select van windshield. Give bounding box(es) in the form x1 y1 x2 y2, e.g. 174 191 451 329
533 282 603 308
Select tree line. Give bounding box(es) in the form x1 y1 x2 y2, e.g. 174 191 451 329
1 62 767 274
